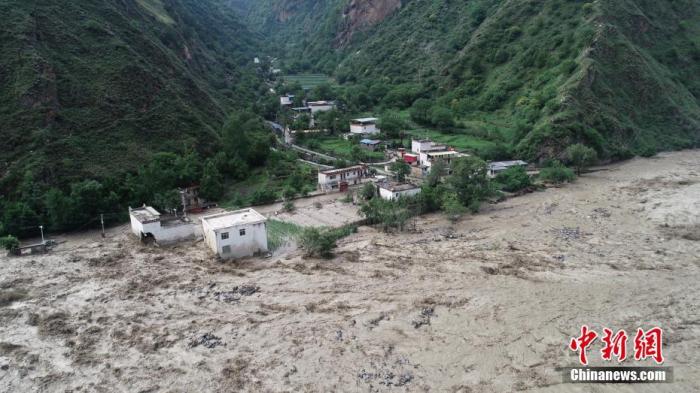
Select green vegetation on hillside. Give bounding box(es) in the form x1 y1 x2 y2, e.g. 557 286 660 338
240 0 700 160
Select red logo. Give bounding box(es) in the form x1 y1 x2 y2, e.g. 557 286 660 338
569 326 664 365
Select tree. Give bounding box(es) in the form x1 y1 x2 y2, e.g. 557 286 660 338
378 112 405 139
430 105 455 128
410 98 432 124
390 160 411 183
282 186 297 201
350 145 365 163
495 166 532 192
360 183 377 200
426 159 446 187
565 144 598 175
442 191 467 223
2 202 39 238
153 190 181 213
200 161 225 201
447 156 490 212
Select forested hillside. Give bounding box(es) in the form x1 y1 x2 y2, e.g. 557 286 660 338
0 0 263 191
238 0 700 159
0 0 285 237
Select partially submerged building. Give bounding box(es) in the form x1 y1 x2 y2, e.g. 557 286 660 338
201 209 268 259
487 160 528 178
129 206 197 244
318 165 369 192
378 183 422 201
350 118 380 135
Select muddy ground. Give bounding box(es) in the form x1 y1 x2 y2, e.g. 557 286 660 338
0 151 699 392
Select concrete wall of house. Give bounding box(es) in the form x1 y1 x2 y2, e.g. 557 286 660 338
310 105 333 114
379 187 421 201
350 124 379 134
204 222 268 259
130 215 196 244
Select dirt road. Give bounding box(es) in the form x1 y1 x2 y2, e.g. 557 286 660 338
1 150 698 392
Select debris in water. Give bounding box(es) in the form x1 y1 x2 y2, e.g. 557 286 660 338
189 333 224 349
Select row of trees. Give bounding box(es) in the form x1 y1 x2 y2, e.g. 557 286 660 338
0 110 276 239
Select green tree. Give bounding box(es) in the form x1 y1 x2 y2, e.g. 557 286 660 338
360 183 377 200
565 143 598 175
442 191 467 222
495 166 532 192
426 159 446 187
447 156 490 212
200 161 225 201
390 160 411 182
378 112 405 139
410 98 432 124
430 105 455 128
2 202 39 238
153 190 182 212
350 145 365 163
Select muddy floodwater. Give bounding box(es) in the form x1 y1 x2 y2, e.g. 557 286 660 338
1 150 699 392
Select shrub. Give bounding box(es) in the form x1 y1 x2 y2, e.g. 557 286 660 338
0 235 20 251
538 161 576 184
495 166 532 192
299 226 356 258
283 201 295 212
565 143 598 175
360 183 377 200
250 188 277 205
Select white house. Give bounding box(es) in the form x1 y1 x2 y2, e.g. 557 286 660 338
129 206 196 244
411 139 447 155
201 209 268 259
318 165 368 192
280 94 295 106
487 160 528 178
307 101 335 114
350 118 380 135
378 183 422 201
420 150 467 169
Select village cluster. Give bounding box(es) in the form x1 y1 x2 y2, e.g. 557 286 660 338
125 103 529 259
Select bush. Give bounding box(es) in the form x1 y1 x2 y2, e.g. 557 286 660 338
0 235 20 251
538 161 575 184
250 188 277 205
283 201 295 212
495 166 532 192
565 143 598 175
299 226 356 258
360 183 377 200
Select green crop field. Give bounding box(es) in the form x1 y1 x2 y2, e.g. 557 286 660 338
283 74 333 90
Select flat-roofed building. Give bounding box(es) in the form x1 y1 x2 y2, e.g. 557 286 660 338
201 209 268 259
318 165 369 192
307 100 335 114
487 160 528 177
129 206 196 244
350 118 380 135
378 183 422 201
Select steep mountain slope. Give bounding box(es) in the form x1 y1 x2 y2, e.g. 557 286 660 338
0 0 263 192
238 0 700 159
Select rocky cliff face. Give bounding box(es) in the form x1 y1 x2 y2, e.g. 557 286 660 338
336 0 402 46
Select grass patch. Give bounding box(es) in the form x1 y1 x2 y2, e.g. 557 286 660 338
267 219 304 251
283 74 333 89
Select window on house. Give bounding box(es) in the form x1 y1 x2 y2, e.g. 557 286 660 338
239 229 246 236
222 245 231 254
221 232 229 240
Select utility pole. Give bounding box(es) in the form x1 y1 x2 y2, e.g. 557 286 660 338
100 214 105 238
39 225 45 244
